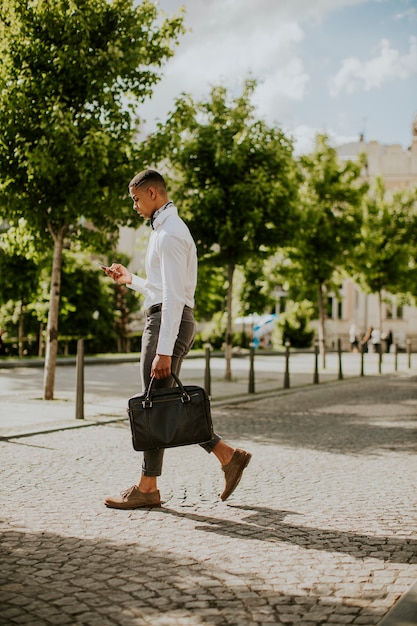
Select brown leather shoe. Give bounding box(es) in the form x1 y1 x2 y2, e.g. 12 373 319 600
104 486 161 510
221 449 252 501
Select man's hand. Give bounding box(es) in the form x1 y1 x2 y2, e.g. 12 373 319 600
151 354 172 380
104 263 132 285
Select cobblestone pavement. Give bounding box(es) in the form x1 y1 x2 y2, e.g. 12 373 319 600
1 373 417 625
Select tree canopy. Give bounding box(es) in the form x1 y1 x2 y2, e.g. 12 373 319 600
0 0 184 397
0 218 44 355
349 179 417 329
0 0 184 234
287 134 368 365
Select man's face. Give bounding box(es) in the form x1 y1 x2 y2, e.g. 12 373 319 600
129 185 156 219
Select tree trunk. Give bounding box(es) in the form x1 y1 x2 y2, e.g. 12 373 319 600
18 301 25 357
38 321 44 357
317 282 326 369
224 262 235 382
43 225 66 400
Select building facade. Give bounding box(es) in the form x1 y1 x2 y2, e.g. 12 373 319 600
328 115 417 351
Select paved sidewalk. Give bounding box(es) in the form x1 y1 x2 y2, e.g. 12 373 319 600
0 350 411 438
0 357 416 625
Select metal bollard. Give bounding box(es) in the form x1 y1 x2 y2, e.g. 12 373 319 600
204 343 211 397
313 340 319 384
75 338 84 420
337 338 343 380
407 339 412 369
284 341 290 389
248 342 255 394
360 342 365 377
394 342 398 372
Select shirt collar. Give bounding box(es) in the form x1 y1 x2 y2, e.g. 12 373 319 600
150 201 174 230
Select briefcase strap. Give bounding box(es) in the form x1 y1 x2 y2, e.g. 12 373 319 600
144 372 190 404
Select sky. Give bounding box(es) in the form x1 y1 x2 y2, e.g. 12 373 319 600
139 0 417 154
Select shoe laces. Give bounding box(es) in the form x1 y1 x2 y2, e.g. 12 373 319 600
121 485 137 500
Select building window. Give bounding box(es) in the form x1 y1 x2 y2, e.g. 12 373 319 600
327 297 333 319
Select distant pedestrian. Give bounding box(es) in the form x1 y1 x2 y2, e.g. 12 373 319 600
371 328 381 354
349 324 359 352
382 329 393 353
102 169 251 510
362 326 373 353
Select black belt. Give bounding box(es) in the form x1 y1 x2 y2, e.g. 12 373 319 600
145 303 193 317
146 303 162 316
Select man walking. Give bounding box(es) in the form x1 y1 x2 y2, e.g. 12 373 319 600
103 169 251 509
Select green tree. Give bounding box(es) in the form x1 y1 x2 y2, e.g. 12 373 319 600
272 300 315 349
239 258 277 316
290 134 368 367
144 81 299 379
59 249 142 354
194 261 227 321
0 219 44 356
350 180 417 331
0 0 184 398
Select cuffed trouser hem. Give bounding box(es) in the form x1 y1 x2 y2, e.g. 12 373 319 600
141 446 164 477
141 433 222 476
200 434 221 453
141 470 163 477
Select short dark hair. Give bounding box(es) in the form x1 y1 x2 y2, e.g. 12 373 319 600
129 169 166 191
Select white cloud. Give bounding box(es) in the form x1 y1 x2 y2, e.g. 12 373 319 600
252 59 309 124
286 124 359 156
141 4 310 130
286 125 318 155
393 6 417 22
167 20 305 92
329 36 417 96
159 0 365 28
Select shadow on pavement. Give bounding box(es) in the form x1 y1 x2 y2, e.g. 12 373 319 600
214 376 417 456
0 526 392 626
160 505 417 565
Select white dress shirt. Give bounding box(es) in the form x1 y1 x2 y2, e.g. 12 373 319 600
128 204 197 355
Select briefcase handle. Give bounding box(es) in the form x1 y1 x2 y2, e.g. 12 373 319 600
144 372 190 404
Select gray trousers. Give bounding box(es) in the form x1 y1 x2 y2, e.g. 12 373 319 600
140 306 221 476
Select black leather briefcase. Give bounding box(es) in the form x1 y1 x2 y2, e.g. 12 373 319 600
127 373 214 451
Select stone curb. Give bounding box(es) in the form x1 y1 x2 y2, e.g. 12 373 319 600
377 581 417 625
